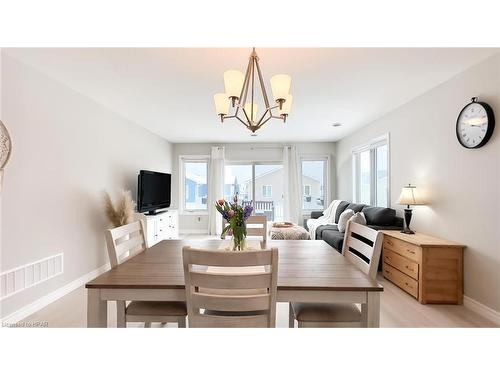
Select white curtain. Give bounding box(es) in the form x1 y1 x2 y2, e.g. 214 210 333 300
208 146 225 235
282 145 302 224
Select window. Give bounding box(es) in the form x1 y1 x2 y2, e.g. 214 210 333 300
301 158 328 210
262 185 272 198
352 135 389 207
224 163 283 222
303 184 311 196
181 157 208 212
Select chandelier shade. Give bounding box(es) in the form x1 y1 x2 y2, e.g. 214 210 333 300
270 74 292 107
244 103 259 122
214 48 292 134
214 93 230 118
223 70 245 103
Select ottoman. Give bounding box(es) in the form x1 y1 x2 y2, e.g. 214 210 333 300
270 223 310 240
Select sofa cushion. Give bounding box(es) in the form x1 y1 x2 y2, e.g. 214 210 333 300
321 230 344 252
338 209 354 233
316 224 338 239
346 203 365 213
334 201 351 223
362 206 396 226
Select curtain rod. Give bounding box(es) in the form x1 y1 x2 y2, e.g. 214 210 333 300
221 145 292 150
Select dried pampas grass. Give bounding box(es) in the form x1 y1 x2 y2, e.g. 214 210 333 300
103 190 135 228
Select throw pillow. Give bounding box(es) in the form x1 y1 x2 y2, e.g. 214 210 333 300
349 211 367 226
337 209 354 233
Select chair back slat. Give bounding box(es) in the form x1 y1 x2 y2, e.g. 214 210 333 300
183 246 278 328
186 248 272 267
246 216 267 241
341 221 383 279
191 293 270 312
189 272 272 289
105 220 148 268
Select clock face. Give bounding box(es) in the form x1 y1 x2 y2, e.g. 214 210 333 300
456 101 494 149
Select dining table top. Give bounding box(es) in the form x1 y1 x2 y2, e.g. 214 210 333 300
85 239 383 292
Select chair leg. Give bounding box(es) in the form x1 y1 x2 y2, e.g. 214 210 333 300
289 303 295 328
117 301 126 328
144 322 151 328
178 316 186 328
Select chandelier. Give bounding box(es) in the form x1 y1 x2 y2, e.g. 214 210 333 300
213 48 293 135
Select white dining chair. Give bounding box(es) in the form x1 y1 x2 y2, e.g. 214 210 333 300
289 221 383 328
105 220 187 328
182 246 278 328
221 215 268 241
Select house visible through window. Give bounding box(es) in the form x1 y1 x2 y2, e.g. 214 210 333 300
181 158 208 211
224 163 283 222
301 158 327 210
352 135 389 207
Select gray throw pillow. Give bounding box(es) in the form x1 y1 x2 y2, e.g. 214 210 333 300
337 209 354 233
349 211 367 226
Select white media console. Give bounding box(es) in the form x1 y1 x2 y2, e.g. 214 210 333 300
138 209 179 246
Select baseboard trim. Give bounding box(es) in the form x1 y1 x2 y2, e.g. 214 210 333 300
463 295 500 325
1 263 111 325
179 229 208 234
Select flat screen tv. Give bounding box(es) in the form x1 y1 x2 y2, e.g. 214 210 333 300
137 170 171 214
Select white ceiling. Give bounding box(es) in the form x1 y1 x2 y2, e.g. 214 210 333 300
5 48 498 143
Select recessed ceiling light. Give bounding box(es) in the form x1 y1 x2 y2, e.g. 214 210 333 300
331 123 342 127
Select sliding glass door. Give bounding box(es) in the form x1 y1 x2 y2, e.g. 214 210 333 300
224 162 284 222
255 164 283 222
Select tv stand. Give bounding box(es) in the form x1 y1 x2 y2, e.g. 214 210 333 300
145 209 168 216
140 209 178 246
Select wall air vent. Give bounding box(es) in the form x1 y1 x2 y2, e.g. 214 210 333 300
0 253 63 300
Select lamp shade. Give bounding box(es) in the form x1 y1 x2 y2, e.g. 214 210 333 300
223 70 245 99
279 94 293 116
244 103 258 121
270 74 291 102
397 185 425 206
214 93 230 116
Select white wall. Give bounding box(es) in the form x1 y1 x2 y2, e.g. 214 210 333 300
0 53 173 318
336 53 500 312
172 142 336 232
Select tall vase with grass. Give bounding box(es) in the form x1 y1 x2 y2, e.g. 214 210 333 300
216 195 253 251
103 190 135 228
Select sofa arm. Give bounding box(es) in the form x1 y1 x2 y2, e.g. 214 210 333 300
310 211 324 219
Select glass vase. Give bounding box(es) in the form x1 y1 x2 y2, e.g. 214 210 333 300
232 224 247 251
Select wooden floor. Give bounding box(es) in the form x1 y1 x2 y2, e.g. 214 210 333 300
20 234 499 328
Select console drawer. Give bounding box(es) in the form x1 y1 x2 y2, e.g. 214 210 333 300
383 248 419 280
384 236 421 263
383 263 418 299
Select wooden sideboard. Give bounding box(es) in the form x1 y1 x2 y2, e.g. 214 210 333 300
380 230 465 304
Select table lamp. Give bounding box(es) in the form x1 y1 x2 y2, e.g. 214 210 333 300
397 184 425 234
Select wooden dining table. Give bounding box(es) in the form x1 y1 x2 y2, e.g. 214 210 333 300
85 239 383 327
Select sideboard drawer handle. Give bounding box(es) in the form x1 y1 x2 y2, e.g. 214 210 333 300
387 240 394 246
407 249 416 254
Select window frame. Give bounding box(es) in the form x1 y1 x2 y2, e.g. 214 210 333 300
179 155 210 215
300 155 330 213
262 185 272 198
352 134 390 207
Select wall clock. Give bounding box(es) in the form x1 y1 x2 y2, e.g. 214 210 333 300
456 97 495 149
